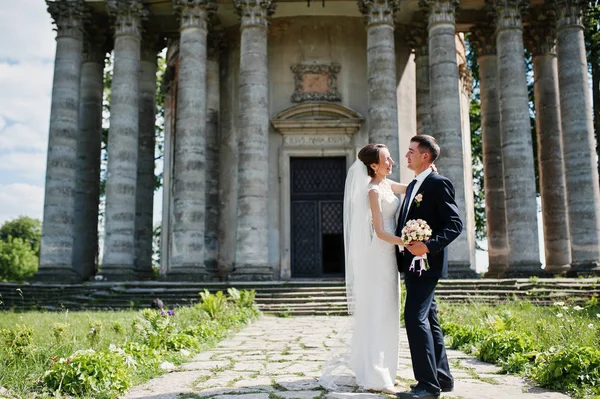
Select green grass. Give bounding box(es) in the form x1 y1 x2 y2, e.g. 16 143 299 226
0 290 260 398
438 299 600 398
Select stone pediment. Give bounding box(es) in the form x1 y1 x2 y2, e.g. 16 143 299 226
271 102 364 135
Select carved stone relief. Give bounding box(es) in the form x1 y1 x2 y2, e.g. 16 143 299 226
290 63 341 103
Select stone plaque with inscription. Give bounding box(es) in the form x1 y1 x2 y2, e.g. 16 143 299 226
291 63 341 103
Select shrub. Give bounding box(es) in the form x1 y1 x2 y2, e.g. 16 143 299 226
0 237 38 282
442 322 487 350
228 287 257 309
478 330 535 364
44 346 135 397
531 346 600 396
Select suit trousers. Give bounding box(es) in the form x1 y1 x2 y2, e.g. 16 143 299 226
404 276 453 393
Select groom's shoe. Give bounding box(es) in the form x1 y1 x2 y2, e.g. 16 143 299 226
409 383 453 393
396 387 440 399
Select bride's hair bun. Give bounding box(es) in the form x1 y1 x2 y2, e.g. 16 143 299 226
358 144 387 177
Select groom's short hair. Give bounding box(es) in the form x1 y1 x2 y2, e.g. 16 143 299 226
411 135 440 163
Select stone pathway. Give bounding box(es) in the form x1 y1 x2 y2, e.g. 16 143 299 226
121 316 570 399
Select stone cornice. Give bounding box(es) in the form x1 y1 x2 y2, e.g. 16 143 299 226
525 18 556 56
486 0 529 31
358 0 400 27
419 0 459 27
470 24 497 56
106 0 147 38
555 0 586 30
271 102 364 136
47 0 88 40
173 0 216 31
234 0 276 29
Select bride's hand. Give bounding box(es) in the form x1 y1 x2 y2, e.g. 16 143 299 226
430 163 437 173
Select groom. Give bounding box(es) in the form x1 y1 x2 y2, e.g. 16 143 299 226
395 135 463 399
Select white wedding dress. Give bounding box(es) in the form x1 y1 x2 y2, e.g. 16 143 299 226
320 161 401 392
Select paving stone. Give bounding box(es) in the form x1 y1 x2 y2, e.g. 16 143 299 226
273 376 322 391
118 316 570 399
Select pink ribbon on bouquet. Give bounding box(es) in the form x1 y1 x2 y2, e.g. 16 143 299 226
409 254 429 276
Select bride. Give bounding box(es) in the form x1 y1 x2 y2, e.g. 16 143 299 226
320 144 409 394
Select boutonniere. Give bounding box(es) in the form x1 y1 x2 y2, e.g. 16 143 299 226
414 193 423 207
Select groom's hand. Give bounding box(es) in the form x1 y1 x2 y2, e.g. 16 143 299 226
406 241 429 256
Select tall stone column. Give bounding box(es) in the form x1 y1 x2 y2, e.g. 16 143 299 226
37 0 87 282
205 33 223 272
233 0 276 279
526 19 571 273
169 0 215 279
134 31 162 279
159 39 180 276
556 0 600 273
420 0 475 277
489 0 541 276
471 25 509 277
405 25 431 136
359 0 400 181
102 0 145 280
72 23 107 281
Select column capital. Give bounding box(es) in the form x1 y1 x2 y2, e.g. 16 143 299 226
525 18 556 56
485 0 529 31
233 0 276 29
207 31 226 60
358 0 400 27
458 63 473 96
555 0 586 30
46 0 88 40
173 0 216 31
399 24 428 57
419 0 459 27
470 24 496 56
106 0 147 38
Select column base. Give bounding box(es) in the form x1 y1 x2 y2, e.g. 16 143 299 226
483 266 508 279
97 265 138 281
447 263 480 279
502 262 550 278
566 261 600 277
31 267 83 283
543 264 571 275
163 266 212 281
134 268 155 281
227 264 274 281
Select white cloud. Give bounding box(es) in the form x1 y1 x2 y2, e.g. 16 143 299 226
0 151 47 182
0 0 56 62
0 122 48 152
0 183 44 224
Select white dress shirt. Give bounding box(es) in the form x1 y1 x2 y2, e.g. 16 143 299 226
407 168 433 212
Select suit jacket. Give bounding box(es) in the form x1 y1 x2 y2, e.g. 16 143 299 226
395 172 463 279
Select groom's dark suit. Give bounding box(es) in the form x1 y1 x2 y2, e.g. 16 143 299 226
395 171 463 394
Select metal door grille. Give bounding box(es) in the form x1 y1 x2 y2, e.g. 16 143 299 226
290 157 345 277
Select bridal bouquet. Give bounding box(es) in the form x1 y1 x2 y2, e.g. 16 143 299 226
401 219 432 276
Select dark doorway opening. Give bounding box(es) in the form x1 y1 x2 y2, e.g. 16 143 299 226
290 157 346 278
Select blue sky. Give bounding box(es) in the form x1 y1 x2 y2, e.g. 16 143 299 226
0 0 56 224
0 0 163 227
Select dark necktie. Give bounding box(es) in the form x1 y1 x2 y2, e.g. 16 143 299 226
400 179 417 229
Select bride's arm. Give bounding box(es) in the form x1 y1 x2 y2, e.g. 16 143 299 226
388 180 407 195
369 189 405 247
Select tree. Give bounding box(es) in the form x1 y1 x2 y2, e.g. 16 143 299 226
0 237 38 282
0 216 42 256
